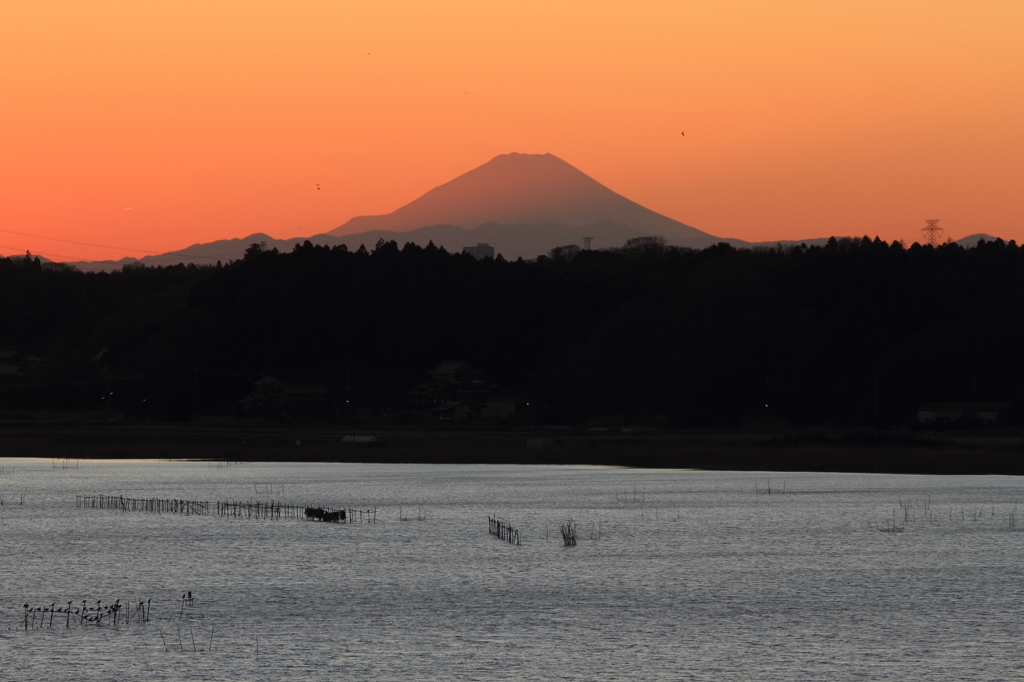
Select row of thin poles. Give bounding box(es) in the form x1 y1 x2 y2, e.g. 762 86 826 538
349 507 377 523
217 500 305 519
77 494 369 523
22 598 152 630
76 495 208 515
489 515 521 545
215 501 371 522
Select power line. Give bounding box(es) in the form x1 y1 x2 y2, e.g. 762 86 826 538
0 228 250 261
0 228 163 254
0 243 87 261
1 239 245 264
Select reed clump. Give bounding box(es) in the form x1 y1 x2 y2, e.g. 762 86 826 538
882 495 1021 531
560 518 577 546
877 507 904 533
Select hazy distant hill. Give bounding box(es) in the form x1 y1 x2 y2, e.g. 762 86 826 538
55 229 1006 273
38 152 1008 270
330 152 727 249
954 233 1004 248
63 220 651 271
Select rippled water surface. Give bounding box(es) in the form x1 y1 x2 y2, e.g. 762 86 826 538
2 459 1024 680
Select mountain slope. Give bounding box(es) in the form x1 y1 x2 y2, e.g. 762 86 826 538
330 153 720 246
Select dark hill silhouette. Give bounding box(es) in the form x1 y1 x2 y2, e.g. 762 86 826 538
329 152 727 248
7 235 1024 438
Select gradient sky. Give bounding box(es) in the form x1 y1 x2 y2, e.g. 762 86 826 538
3 1 1022 261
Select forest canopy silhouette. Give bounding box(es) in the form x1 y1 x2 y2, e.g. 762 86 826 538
2 235 1022 427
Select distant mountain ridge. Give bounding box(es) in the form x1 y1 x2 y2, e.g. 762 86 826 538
19 152 1007 270
57 230 1005 273
57 220 653 271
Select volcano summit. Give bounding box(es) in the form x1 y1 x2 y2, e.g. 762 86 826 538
329 153 726 252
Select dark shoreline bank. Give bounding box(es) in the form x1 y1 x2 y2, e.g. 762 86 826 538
3 421 1023 475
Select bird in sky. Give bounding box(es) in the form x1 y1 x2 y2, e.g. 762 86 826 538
316 184 321 190
681 132 685 136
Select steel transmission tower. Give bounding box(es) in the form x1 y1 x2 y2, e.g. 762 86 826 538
921 219 943 246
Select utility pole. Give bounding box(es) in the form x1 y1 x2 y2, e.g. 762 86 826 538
921 219 943 246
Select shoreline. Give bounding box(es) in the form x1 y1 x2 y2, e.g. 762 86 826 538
2 420 1023 475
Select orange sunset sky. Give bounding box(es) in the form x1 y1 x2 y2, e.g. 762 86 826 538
2 1 1022 262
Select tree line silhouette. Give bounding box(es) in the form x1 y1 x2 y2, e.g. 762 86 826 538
2 235 1022 428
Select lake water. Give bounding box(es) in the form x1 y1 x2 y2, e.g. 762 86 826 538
1 459 1023 681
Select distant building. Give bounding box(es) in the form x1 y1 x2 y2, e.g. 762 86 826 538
0 350 19 376
18 355 46 375
462 243 495 260
480 394 526 421
431 401 470 421
241 377 329 416
409 360 505 419
0 350 46 376
281 384 330 410
917 402 1009 426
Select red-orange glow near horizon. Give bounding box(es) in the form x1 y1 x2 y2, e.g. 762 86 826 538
2 1 1022 261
